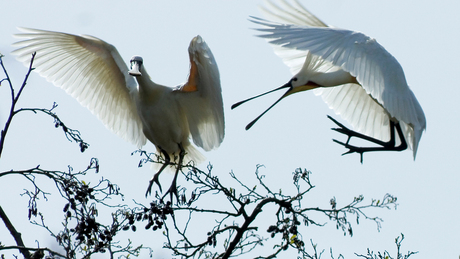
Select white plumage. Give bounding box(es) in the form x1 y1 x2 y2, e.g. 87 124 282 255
233 0 425 159
12 28 225 196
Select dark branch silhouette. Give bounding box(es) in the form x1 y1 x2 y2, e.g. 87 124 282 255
355 234 417 259
0 53 149 258
132 151 409 259
0 53 417 259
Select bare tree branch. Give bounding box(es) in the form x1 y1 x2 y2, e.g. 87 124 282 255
355 234 418 259
0 52 416 259
0 206 31 259
130 152 400 259
0 52 36 159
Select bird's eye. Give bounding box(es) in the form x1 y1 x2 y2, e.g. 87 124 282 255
292 78 298 81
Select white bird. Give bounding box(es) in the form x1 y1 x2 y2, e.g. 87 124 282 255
12 28 225 198
232 0 426 162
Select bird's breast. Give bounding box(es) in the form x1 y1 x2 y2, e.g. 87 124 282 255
137 97 190 154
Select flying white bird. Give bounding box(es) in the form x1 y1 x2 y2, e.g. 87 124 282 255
12 28 225 198
232 0 425 162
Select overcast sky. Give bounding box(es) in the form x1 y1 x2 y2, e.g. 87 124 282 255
1 1 459 258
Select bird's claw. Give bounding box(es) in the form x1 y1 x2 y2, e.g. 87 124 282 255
162 168 182 203
145 182 153 197
153 173 162 193
332 139 365 163
162 184 180 204
328 115 370 163
328 115 407 163
145 172 163 197
148 144 185 203
328 116 360 143
327 115 347 129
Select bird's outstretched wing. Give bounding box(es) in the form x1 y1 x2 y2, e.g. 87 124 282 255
176 36 225 151
12 28 147 147
259 0 327 27
251 6 426 156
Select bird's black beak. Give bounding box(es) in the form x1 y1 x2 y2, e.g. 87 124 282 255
231 80 293 130
129 60 142 76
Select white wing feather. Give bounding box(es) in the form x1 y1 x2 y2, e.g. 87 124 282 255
251 3 426 157
12 28 147 147
177 36 225 151
259 0 327 27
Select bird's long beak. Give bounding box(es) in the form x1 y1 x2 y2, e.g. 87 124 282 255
231 80 294 130
129 60 142 76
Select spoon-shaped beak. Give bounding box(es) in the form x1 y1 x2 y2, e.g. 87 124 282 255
232 80 293 130
129 60 142 76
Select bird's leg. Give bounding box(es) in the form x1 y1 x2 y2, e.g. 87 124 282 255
328 115 408 163
145 148 171 197
163 143 185 203
328 115 391 146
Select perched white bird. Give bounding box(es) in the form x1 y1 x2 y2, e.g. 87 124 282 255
232 0 425 162
12 28 225 197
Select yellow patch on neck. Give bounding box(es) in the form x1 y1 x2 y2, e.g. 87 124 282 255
284 81 320 97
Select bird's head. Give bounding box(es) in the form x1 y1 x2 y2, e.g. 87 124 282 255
129 56 143 76
231 75 319 130
285 74 320 97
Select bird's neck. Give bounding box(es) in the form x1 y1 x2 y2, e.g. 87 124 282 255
135 67 167 102
312 70 358 87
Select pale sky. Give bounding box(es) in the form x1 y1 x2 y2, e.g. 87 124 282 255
1 1 459 258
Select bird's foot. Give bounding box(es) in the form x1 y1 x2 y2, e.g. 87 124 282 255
162 183 180 204
332 139 365 163
328 115 380 163
328 115 407 163
329 115 366 163
328 115 366 143
145 172 163 197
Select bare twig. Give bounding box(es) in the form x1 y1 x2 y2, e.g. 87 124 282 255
0 206 31 259
0 52 36 158
133 152 400 259
0 245 65 258
355 233 418 259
